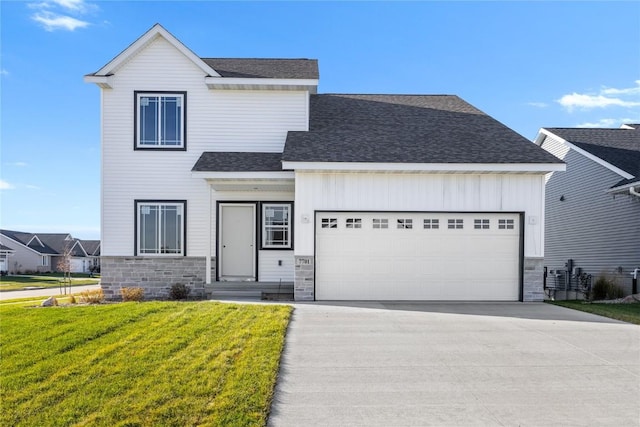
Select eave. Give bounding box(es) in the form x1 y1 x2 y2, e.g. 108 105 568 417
280 161 566 173
205 77 318 93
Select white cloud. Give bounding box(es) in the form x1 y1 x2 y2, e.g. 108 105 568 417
25 184 41 190
527 102 548 108
0 69 8 76
7 161 28 167
29 1 97 31
0 180 15 190
557 80 640 111
32 11 89 31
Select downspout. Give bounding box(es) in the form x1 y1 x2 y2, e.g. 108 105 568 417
630 186 640 198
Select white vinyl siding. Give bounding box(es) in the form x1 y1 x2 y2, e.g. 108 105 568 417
100 36 307 256
293 172 545 258
258 250 294 282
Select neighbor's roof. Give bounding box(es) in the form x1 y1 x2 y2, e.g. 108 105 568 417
544 127 640 178
0 229 59 254
192 152 284 172
80 240 101 256
0 243 14 252
202 58 318 80
283 94 563 164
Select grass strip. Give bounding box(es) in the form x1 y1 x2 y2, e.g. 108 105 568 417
1 301 291 426
548 300 640 325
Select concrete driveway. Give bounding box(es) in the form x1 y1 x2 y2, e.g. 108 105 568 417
268 302 639 427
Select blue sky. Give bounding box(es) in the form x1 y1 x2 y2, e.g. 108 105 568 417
1 1 639 240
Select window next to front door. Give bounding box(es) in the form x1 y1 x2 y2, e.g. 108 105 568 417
134 91 186 149
136 200 186 255
262 203 292 249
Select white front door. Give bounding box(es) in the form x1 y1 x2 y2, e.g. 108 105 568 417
220 204 256 280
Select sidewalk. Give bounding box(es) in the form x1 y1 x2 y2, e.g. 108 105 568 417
0 284 101 300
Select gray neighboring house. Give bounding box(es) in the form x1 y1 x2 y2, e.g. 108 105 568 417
0 244 15 274
0 230 99 274
535 125 640 295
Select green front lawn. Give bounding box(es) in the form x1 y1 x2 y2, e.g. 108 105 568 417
549 300 640 325
1 301 291 426
0 273 100 291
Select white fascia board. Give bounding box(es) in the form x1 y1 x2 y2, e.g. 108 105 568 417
205 77 318 89
191 171 295 180
83 75 113 88
607 180 640 193
540 128 634 179
281 161 566 173
93 24 219 78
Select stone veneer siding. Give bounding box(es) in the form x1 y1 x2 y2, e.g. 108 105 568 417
523 257 544 302
100 256 216 300
294 256 314 301
294 256 544 302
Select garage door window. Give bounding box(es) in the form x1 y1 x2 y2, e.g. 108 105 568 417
373 218 388 229
474 219 490 229
499 219 515 229
448 219 463 229
321 218 337 229
424 219 439 229
397 219 413 229
346 218 362 229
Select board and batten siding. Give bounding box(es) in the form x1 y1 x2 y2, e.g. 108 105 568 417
542 137 640 282
101 36 307 256
293 172 546 257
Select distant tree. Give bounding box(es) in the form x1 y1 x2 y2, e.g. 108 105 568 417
57 242 73 295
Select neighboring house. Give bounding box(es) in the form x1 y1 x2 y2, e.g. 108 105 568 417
85 24 564 301
0 230 99 274
535 125 640 295
80 240 101 271
0 244 15 274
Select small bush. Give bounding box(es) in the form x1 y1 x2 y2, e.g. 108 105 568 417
69 295 77 304
169 283 190 300
121 287 145 302
591 275 625 301
80 289 105 304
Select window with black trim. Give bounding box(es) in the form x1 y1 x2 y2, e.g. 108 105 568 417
321 218 337 229
135 92 186 149
448 219 463 229
137 201 185 255
498 219 515 229
397 219 413 229
424 219 439 229
373 218 388 229
474 219 490 229
262 203 291 248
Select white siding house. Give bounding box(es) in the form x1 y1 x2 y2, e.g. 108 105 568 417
86 24 564 301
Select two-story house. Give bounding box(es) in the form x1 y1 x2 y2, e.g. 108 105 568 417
85 24 564 301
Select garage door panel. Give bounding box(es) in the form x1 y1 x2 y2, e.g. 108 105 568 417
316 212 521 301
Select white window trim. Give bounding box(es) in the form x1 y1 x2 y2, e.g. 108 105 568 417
262 203 292 249
135 92 185 149
136 201 185 256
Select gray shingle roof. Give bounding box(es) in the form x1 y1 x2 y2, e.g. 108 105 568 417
545 127 640 177
192 152 284 172
202 58 318 79
0 243 14 251
80 240 101 256
283 94 563 164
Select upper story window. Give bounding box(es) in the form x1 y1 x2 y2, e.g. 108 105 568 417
136 201 185 255
135 92 186 150
262 203 292 249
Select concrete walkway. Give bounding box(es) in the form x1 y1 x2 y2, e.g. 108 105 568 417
0 284 100 300
268 302 640 426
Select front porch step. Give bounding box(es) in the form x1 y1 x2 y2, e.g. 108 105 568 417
205 281 293 300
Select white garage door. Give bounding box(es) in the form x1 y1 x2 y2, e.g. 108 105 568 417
316 212 521 301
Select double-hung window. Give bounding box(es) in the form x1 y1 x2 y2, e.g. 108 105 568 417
135 92 186 149
136 201 185 255
262 203 292 249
